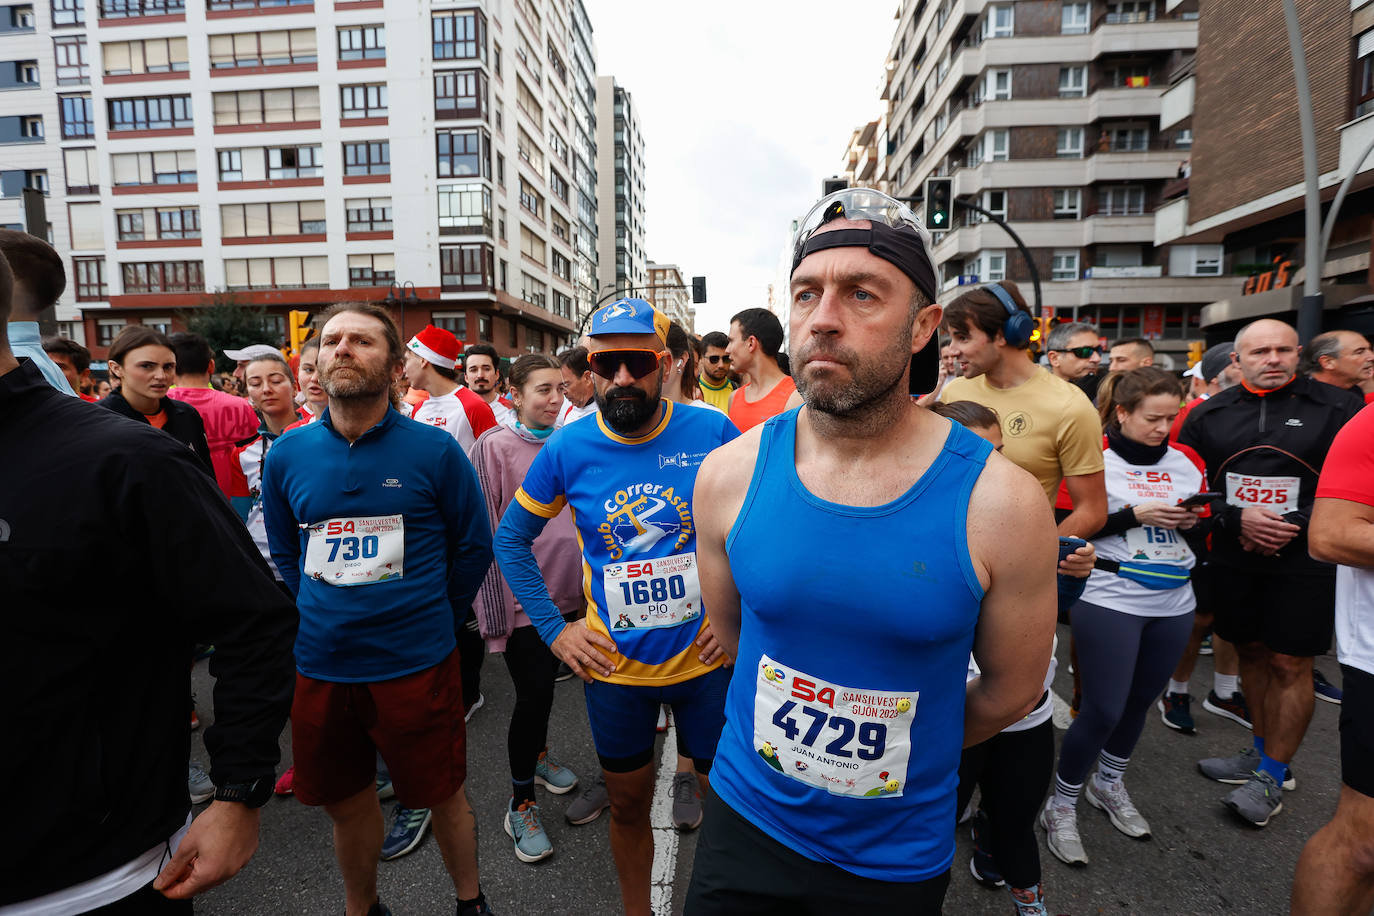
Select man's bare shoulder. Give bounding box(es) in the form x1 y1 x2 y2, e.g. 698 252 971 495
697 421 765 501
968 449 1056 538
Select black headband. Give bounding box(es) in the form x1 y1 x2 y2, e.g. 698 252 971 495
790 223 939 305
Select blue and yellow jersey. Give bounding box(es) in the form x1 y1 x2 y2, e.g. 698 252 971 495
514 400 739 685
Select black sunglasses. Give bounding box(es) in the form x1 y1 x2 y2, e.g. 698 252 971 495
588 348 665 380
705 354 731 364
1052 346 1104 358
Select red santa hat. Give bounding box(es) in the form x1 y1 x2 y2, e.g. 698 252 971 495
407 324 459 369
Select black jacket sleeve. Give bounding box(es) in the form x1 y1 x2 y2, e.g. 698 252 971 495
130 448 298 785
1090 506 1137 539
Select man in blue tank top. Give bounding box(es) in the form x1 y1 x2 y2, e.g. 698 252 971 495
684 189 1059 914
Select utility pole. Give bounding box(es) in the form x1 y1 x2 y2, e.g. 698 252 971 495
1283 0 1323 343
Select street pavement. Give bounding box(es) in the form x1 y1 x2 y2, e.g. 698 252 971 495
192 627 1345 915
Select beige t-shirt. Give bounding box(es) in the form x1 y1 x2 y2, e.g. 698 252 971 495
942 368 1104 503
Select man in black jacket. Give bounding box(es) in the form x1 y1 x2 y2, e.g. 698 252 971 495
0 249 298 910
1181 319 1363 828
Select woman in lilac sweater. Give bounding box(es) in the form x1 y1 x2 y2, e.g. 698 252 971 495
470 354 586 863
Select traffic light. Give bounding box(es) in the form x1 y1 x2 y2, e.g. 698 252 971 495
924 177 953 230
1030 317 1047 346
1187 340 1204 368
691 276 707 303
288 309 312 355
822 176 849 196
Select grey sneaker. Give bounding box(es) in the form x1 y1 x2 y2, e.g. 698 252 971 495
188 762 215 804
564 774 609 825
1085 778 1150 838
670 770 703 830
1038 799 1087 866
1223 771 1283 827
1198 747 1295 790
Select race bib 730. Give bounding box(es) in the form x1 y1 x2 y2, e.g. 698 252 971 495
303 515 404 586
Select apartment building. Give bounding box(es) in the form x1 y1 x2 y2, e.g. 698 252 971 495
0 0 596 359
644 260 691 332
1154 0 1374 342
595 73 646 303
879 0 1237 359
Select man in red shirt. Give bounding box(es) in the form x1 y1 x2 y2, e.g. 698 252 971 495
167 334 259 499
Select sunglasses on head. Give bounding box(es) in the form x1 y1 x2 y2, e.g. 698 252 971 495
705 354 731 364
1053 346 1104 358
588 348 666 380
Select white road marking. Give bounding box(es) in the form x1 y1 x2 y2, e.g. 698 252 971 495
649 718 680 916
1051 689 1073 730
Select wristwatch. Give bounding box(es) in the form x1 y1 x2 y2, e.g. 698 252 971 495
213 774 274 809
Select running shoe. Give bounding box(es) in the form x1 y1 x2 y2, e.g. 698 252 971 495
193 644 216 661
188 762 215 804
190 707 200 731
274 765 294 796
656 706 669 733
534 750 578 794
968 808 1004 887
380 806 432 860
376 774 395 800
1223 771 1283 827
1199 635 1213 656
504 799 553 863
565 774 610 825
1202 689 1252 729
670 770 703 831
364 900 391 916
1038 799 1087 866
464 693 485 723
1197 747 1295 790
458 899 497 915
1313 669 1343 705
1010 884 1048 916
554 661 574 682
1085 778 1151 838
1158 692 1196 734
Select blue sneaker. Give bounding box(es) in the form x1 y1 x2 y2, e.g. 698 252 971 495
504 799 553 863
969 808 1004 887
1314 669 1342 705
1199 635 1213 656
380 806 431 860
376 774 394 800
534 749 578 795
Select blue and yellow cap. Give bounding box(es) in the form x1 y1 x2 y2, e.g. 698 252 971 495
588 298 670 344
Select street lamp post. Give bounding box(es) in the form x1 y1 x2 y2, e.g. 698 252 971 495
382 281 419 339
1283 0 1323 344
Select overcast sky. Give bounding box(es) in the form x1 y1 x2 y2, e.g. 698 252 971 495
582 0 898 334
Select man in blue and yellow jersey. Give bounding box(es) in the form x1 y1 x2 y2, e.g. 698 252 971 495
494 298 739 916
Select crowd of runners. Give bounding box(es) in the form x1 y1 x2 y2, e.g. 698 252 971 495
3 186 1374 916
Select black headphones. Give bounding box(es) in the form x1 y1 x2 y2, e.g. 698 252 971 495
985 282 1033 349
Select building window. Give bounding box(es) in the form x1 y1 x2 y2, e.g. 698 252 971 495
1053 188 1082 219
208 30 316 69
519 225 545 264
432 312 467 338
436 128 490 179
142 315 172 334
515 76 543 125
1056 127 1084 158
552 290 572 319
1355 28 1373 119
12 59 37 84
518 178 543 219
981 189 1007 222
1175 128 1193 148
1099 185 1146 215
103 37 190 75
343 140 390 176
508 318 519 348
1061 2 1089 34
1106 64 1152 88
1107 126 1150 151
552 250 570 282
268 145 322 178
496 153 505 186
98 0 186 19
75 257 106 300
437 184 492 235
1168 244 1223 277
516 125 544 172
341 83 387 119
551 211 569 243
218 150 242 181
112 150 196 185
113 206 198 239
348 253 394 287
440 242 494 291
20 115 43 138
10 5 35 28
121 260 204 294
1052 250 1079 281
108 94 192 131
338 25 384 61
434 69 487 120
985 68 1011 101
213 88 319 126
59 96 92 138
497 206 507 240
52 0 84 26
433 9 486 62
116 209 144 241
982 3 1013 39
479 315 491 341
64 147 98 193
345 197 391 231
224 256 328 290
1105 1 1155 24
54 37 88 84
220 200 326 237
96 318 126 344
1058 65 1087 98
498 258 507 290
520 272 547 309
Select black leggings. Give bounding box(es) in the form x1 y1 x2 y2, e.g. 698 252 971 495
503 625 559 782
87 882 192 914
955 718 1055 890
459 608 484 710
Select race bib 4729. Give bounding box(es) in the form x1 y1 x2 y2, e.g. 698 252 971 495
751 654 915 799
303 515 404 586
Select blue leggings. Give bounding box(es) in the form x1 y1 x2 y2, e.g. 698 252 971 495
1056 601 1192 786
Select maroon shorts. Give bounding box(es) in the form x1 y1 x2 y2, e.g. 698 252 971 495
290 649 467 808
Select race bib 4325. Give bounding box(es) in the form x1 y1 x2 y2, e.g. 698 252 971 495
303 515 404 586
1225 473 1300 514
751 654 915 799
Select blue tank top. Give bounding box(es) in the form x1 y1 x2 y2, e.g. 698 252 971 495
711 410 991 882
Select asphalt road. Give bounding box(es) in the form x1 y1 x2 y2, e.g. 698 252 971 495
191 628 1346 915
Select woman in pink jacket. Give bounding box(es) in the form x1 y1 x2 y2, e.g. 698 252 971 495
470 354 586 864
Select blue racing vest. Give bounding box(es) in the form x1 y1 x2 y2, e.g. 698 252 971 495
711 410 990 882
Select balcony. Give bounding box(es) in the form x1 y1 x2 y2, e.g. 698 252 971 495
954 149 1184 195
1160 75 1194 129
933 214 1157 258
1338 112 1374 182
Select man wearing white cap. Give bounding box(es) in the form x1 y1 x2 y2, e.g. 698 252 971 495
225 343 283 388
406 325 482 452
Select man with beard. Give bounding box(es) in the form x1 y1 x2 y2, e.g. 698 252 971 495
261 303 497 916
683 189 1056 913
493 298 738 916
464 343 512 427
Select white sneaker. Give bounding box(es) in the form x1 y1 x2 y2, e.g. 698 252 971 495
1038 799 1087 866
1086 777 1151 838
